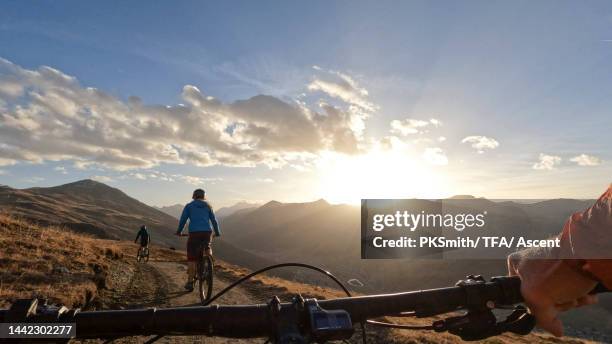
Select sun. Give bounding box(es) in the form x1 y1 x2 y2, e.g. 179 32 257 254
316 147 450 205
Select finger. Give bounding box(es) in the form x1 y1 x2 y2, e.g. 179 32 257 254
555 300 577 312
530 304 564 337
576 294 598 307
507 253 521 276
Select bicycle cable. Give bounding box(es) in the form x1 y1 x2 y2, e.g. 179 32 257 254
146 262 367 344
117 262 431 344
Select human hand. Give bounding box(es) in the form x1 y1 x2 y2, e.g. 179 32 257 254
507 249 598 336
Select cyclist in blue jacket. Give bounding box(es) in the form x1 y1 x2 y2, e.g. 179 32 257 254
176 188 220 291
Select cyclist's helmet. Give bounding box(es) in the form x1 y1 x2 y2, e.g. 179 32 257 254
192 188 205 200
140 225 147 230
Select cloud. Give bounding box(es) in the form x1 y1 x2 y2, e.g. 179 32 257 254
429 118 442 127
178 175 222 186
0 58 365 171
0 169 6 175
132 173 147 180
533 154 562 170
308 68 376 112
570 154 602 166
256 178 275 183
91 175 113 183
122 170 222 185
422 147 448 166
54 166 68 174
390 119 429 135
461 136 499 153
0 158 16 166
389 118 442 137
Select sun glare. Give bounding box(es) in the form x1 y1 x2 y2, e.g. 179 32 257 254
316 148 450 205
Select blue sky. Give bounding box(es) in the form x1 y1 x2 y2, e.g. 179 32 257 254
0 1 611 206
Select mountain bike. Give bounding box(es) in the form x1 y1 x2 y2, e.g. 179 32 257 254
136 246 149 263
0 263 608 344
178 233 213 303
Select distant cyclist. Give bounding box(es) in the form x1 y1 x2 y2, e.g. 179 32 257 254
176 188 220 292
134 224 150 248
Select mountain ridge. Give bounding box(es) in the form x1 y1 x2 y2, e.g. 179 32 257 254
0 179 182 248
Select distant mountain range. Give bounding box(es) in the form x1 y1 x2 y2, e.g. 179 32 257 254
156 201 260 220
154 204 183 219
216 201 261 218
217 196 597 290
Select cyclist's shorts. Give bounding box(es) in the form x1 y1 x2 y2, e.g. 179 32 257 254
140 238 149 247
187 231 212 261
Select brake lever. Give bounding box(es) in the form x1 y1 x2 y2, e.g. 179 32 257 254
495 306 536 336
492 282 608 339
432 306 536 341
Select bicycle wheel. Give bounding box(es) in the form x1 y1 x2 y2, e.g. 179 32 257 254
198 255 214 303
144 248 149 262
136 248 142 262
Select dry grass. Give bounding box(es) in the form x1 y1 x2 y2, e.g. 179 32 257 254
0 213 123 308
0 215 602 343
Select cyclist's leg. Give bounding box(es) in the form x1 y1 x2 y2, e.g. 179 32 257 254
204 231 213 257
185 233 199 291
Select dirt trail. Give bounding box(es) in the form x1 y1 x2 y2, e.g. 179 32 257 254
95 259 264 344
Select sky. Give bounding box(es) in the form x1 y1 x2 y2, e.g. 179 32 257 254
0 1 611 207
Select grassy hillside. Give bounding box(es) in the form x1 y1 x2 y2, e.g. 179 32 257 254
0 180 182 247
0 213 124 308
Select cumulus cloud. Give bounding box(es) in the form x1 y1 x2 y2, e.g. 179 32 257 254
390 118 441 136
422 147 448 166
0 58 365 171
308 68 376 112
54 166 68 174
461 136 499 153
429 118 442 127
390 119 428 135
0 158 16 166
178 175 223 186
132 173 147 180
122 170 222 186
533 154 562 170
570 154 602 166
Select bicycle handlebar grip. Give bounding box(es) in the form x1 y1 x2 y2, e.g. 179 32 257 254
489 276 523 305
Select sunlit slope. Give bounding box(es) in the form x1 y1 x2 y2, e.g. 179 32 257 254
0 179 181 247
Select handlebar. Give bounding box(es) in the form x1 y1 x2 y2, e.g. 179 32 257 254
0 275 607 342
